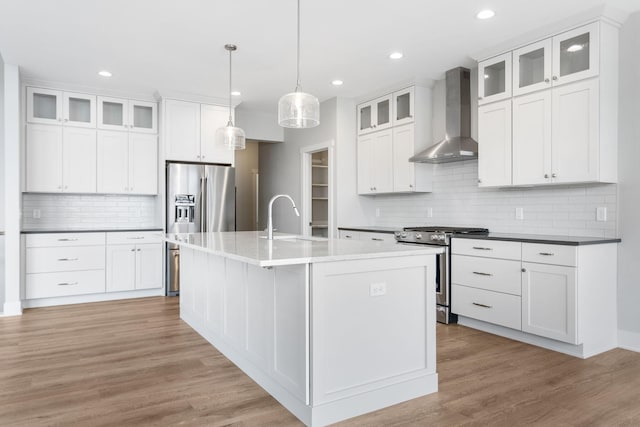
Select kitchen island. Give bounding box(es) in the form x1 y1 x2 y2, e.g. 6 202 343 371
165 231 442 426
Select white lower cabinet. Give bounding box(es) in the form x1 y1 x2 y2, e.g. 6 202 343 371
337 229 395 243
452 237 617 357
106 232 163 292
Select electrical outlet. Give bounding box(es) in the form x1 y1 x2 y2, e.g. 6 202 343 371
32 209 41 219
369 282 386 297
596 207 607 222
427 207 433 218
515 207 524 220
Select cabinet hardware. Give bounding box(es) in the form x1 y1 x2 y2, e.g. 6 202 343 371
472 271 493 276
409 184 413 188
137 249 141 251
521 268 526 273
57 238 78 241
57 282 78 286
57 118 62 122
131 248 136 252
371 238 384 241
64 118 68 122
477 179 482 184
478 97 483 100
472 246 492 251
127 237 145 240
345 235 352 239
58 186 62 189
538 252 554 256
544 174 549 178
57 258 78 262
472 302 492 308
552 173 557 178
544 78 550 83
552 76 558 81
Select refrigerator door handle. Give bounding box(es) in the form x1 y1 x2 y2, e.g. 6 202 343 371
203 175 208 232
199 176 205 232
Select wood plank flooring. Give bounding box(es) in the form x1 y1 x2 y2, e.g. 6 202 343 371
1 297 639 426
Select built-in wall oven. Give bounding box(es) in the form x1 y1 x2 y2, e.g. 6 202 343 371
395 226 489 324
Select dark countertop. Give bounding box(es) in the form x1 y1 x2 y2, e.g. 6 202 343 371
21 228 164 234
338 226 400 234
452 232 621 246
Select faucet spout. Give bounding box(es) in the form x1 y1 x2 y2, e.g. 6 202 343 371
267 194 300 240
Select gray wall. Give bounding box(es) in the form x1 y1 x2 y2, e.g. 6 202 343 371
617 11 640 338
236 107 284 142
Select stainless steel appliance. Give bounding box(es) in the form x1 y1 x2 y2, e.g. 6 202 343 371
166 162 235 296
395 226 489 324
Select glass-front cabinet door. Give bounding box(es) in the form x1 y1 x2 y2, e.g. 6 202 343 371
552 22 599 86
393 87 414 126
357 95 391 135
513 39 552 96
129 100 157 133
97 96 128 131
478 52 512 105
27 87 63 125
357 101 374 135
63 92 96 128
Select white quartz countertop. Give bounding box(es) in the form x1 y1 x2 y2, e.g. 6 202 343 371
165 231 443 267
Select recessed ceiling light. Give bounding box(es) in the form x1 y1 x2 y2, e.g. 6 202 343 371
331 80 343 86
389 52 404 60
476 9 495 20
566 44 583 52
98 70 112 77
231 91 241 96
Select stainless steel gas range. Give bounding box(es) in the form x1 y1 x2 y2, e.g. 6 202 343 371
395 226 489 324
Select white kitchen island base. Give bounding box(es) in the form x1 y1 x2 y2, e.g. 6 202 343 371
177 237 439 427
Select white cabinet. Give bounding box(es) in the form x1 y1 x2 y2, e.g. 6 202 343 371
97 96 157 133
513 39 552 96
97 131 158 194
164 99 235 164
552 22 599 86
357 130 393 194
26 124 97 193
478 100 512 187
478 52 512 105
357 94 392 135
513 79 599 185
27 87 96 128
522 262 577 344
357 86 433 195
337 229 395 243
338 229 361 240
106 232 163 292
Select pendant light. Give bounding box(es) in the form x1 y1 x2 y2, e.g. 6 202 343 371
277 0 320 128
216 44 246 150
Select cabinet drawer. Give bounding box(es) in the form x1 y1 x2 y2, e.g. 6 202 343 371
522 243 576 266
452 238 521 260
26 270 105 299
452 284 522 330
26 246 105 273
338 230 361 240
360 231 396 243
25 232 105 248
452 255 522 295
107 231 163 245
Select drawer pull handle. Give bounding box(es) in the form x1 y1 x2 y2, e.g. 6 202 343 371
472 246 492 251
345 236 352 239
57 258 78 262
127 237 145 240
57 238 79 242
472 302 492 309
472 271 493 277
57 282 78 286
539 252 554 256
371 238 384 241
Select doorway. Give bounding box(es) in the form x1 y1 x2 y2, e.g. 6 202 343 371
234 140 260 231
301 141 334 238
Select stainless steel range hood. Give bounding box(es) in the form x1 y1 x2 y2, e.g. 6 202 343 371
409 67 478 164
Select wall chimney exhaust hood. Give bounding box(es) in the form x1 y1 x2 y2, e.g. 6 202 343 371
409 67 478 164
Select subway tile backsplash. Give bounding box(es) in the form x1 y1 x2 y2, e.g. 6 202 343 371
371 160 618 238
22 194 161 230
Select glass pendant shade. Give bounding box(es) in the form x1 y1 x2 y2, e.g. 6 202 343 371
216 123 246 150
278 91 320 128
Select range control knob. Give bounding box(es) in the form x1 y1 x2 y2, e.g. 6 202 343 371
430 234 439 241
400 232 407 238
415 233 422 240
394 231 401 237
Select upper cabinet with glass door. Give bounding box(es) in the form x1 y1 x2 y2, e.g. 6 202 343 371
27 87 96 128
478 52 512 105
357 94 392 135
552 22 599 86
513 39 552 96
98 96 157 133
393 87 414 126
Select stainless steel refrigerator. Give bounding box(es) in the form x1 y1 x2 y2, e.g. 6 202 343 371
166 162 235 295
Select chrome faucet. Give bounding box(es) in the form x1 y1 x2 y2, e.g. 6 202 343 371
267 194 300 240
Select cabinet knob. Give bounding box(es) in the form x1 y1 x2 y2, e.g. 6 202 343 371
478 97 483 100
64 118 68 122
521 268 526 273
544 174 549 179
57 185 62 189
552 76 558 81
201 155 205 159
477 179 482 184
544 78 550 83
64 185 68 189
552 173 557 178
57 118 62 122
409 184 413 188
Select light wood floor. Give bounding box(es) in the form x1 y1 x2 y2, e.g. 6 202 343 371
1 297 639 426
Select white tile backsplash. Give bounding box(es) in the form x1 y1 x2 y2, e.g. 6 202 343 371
371 160 618 238
22 194 160 230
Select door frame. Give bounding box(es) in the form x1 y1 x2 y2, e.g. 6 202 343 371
300 140 335 238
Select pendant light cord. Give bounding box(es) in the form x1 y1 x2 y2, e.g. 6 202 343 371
228 47 233 125
295 0 301 92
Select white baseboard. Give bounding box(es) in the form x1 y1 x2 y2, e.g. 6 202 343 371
1 300 23 316
618 329 640 353
22 288 165 309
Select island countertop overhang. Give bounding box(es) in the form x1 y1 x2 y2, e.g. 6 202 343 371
165 231 443 267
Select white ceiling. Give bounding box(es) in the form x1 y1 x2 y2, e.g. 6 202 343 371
0 0 638 115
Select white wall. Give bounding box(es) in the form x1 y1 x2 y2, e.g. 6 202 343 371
236 107 284 142
617 11 640 348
